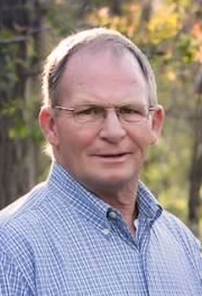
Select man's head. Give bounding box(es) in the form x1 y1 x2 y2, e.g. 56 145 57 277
39 28 164 195
42 27 158 108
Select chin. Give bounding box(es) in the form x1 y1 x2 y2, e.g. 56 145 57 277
90 172 135 189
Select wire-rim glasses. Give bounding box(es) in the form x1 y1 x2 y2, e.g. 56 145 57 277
53 104 158 125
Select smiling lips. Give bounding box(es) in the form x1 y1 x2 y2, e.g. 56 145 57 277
99 153 128 157
93 152 132 159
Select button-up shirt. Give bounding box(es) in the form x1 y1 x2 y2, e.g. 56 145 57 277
0 163 201 295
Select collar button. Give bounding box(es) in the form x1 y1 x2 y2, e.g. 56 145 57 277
102 228 110 236
108 210 117 219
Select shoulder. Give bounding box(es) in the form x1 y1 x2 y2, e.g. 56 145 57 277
159 209 202 276
0 181 48 251
0 181 59 287
160 210 200 246
0 178 76 256
0 181 55 265
0 181 48 226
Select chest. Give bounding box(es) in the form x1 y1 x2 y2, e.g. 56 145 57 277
33 223 201 296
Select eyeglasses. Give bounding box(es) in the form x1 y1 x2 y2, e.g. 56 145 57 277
53 104 158 125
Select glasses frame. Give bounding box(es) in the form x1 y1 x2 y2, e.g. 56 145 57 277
53 104 158 124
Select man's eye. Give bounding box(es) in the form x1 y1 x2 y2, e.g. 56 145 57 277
76 107 102 115
119 107 141 114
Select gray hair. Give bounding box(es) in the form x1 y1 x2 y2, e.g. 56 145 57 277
42 27 158 107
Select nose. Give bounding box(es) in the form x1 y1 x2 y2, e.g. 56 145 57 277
99 109 126 143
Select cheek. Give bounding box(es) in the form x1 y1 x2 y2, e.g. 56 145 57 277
129 126 154 147
59 124 97 153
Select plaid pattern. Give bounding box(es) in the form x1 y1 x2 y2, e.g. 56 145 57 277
0 163 201 295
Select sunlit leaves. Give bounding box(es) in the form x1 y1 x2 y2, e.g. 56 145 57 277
192 21 202 63
147 5 182 44
86 0 201 65
193 22 202 41
166 69 177 81
87 3 141 38
177 34 198 64
165 0 191 10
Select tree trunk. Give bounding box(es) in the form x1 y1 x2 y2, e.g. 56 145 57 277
0 0 43 209
111 0 123 16
188 92 202 237
140 0 153 23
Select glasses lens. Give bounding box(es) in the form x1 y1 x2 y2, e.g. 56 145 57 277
74 106 104 123
119 106 148 122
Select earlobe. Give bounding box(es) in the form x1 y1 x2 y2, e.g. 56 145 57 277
38 107 59 146
150 105 165 146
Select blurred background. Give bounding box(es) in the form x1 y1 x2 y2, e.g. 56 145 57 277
0 0 202 238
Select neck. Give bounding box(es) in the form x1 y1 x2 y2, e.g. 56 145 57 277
91 181 139 233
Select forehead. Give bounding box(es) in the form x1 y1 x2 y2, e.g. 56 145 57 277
59 48 148 106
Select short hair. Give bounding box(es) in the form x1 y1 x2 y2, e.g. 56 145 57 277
42 28 158 107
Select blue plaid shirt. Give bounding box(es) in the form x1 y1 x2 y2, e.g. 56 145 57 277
0 163 201 295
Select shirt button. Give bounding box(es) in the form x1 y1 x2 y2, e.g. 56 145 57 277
102 228 110 236
108 210 117 219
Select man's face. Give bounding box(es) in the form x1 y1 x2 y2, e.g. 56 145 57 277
42 49 164 193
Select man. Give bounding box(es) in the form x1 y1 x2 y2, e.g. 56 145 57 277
0 28 201 295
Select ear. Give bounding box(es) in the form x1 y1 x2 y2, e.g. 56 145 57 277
38 106 59 147
150 105 165 146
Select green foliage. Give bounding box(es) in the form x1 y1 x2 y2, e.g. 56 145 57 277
0 40 42 149
147 5 182 44
1 96 42 141
159 188 188 222
46 2 85 36
177 34 198 64
0 45 18 93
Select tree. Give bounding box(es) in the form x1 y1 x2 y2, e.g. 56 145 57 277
188 67 202 236
0 0 44 209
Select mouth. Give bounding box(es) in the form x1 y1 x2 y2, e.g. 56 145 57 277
98 153 129 158
93 152 132 160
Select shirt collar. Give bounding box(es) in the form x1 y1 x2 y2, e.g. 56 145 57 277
48 162 162 230
137 181 162 224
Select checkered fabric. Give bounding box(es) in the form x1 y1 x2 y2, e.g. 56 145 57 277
0 163 201 295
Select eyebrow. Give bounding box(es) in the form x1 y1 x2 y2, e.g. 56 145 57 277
72 100 149 108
